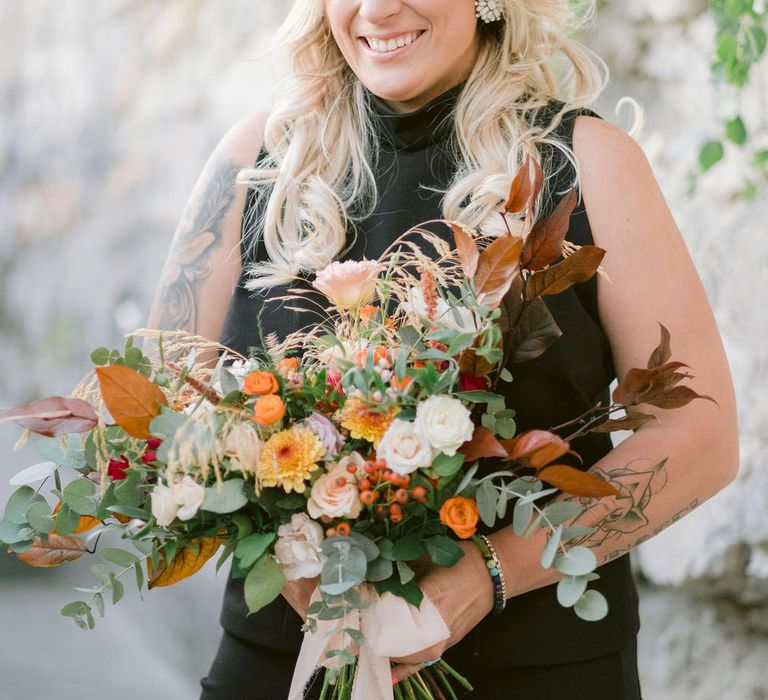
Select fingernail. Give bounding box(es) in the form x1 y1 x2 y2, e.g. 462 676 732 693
392 676 397 686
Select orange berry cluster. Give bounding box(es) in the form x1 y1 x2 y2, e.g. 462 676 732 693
358 458 429 524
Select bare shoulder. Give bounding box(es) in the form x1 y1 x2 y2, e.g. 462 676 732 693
212 109 270 165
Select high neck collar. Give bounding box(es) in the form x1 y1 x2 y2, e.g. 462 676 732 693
365 81 465 153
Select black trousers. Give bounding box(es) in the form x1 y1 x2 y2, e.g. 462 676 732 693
199 630 642 700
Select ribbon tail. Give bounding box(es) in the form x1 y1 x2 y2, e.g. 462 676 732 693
351 602 395 700
288 621 328 700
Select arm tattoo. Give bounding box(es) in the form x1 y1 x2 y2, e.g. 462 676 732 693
564 458 700 561
148 159 242 332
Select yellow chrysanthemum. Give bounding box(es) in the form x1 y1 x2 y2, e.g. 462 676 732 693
339 397 399 447
258 427 324 493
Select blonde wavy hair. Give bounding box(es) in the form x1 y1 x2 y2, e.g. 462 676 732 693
239 0 621 290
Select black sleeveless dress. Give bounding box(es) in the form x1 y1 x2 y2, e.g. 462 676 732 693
201 82 642 699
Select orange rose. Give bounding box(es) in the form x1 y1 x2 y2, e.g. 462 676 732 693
244 371 279 396
253 394 286 426
359 304 378 327
277 357 299 377
439 496 480 539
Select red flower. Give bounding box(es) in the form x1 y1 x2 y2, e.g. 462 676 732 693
147 437 163 450
108 455 130 480
459 374 489 392
142 450 158 465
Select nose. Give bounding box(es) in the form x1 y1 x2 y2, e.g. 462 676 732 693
357 0 403 23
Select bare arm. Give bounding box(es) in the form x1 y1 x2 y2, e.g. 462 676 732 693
392 117 740 676
488 115 740 596
146 112 269 344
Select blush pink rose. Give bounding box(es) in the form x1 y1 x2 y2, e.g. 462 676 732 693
313 259 381 309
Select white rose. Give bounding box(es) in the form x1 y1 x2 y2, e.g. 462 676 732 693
376 419 435 475
274 513 325 580
150 482 179 527
171 475 206 521
401 287 476 331
414 395 474 456
307 464 362 520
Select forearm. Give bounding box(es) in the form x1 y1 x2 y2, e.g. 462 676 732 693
488 406 738 599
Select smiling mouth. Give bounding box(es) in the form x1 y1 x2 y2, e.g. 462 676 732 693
359 30 425 55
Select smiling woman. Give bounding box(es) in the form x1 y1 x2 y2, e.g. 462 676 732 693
139 1 739 699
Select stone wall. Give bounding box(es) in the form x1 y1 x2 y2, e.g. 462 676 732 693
0 2 765 698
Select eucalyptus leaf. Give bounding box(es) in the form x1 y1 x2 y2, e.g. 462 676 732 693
63 478 99 516
34 435 87 469
348 532 379 562
25 501 54 533
396 560 415 585
512 499 534 536
454 463 478 496
101 548 140 568
5 486 43 524
573 589 608 621
432 453 464 478
553 546 597 577
540 524 563 569
52 502 79 536
9 461 57 486
0 517 34 545
541 501 583 526
475 481 498 528
556 575 588 608
201 479 248 514
366 557 393 582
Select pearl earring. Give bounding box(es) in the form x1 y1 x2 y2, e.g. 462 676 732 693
475 0 503 23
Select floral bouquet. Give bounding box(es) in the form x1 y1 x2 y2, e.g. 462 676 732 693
0 157 711 700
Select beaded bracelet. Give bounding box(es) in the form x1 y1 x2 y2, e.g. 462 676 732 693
471 534 507 615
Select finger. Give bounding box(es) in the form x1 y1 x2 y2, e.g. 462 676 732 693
391 663 423 685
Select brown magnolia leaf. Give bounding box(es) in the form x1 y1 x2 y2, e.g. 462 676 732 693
520 188 578 271
641 386 717 410
647 323 672 369
96 365 167 439
591 412 658 433
508 297 562 363
17 534 88 567
51 502 101 534
613 361 689 405
457 347 497 378
459 426 508 462
473 235 523 308
497 275 525 334
148 537 222 589
525 245 606 299
0 396 98 437
538 465 619 498
451 223 479 279
505 154 544 214
500 429 573 469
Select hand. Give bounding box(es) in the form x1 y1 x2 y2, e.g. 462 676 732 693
390 541 494 684
281 575 320 621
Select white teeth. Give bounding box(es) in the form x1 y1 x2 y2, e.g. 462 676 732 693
365 32 419 53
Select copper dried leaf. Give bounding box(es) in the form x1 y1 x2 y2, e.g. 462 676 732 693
458 347 497 378
613 361 690 406
473 235 523 308
538 465 619 498
500 429 572 468
96 365 168 439
459 426 508 462
591 412 658 433
17 534 88 567
508 297 562 363
520 188 578 271
525 245 606 299
451 223 479 279
505 155 544 214
497 275 525 334
0 396 98 437
647 323 672 369
148 537 222 589
641 386 717 410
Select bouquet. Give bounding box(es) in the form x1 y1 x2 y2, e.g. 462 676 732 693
0 157 711 700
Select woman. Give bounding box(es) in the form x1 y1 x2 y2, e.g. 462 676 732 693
148 1 739 698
